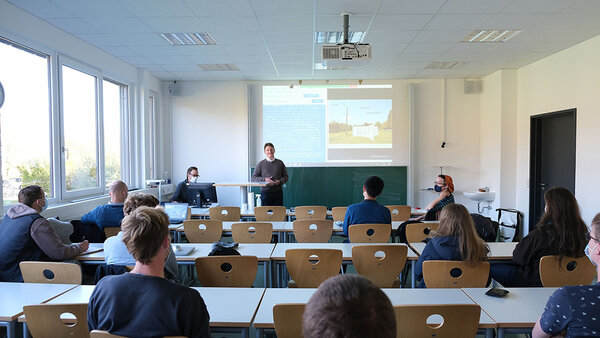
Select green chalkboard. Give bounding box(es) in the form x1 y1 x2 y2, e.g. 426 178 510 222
250 166 407 208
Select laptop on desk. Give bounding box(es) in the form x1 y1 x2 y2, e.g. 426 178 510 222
164 203 188 224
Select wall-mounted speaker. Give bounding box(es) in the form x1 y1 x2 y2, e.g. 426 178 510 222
464 80 483 94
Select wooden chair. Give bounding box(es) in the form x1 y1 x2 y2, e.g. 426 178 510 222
183 220 222 243
394 304 480 338
386 205 411 222
103 227 121 239
539 255 597 287
23 303 88 338
273 303 306 338
186 206 192 220
405 222 439 243
209 206 241 221
285 249 342 288
194 256 258 287
231 222 273 243
254 206 287 221
294 206 327 220
348 223 391 243
331 207 347 222
19 261 82 284
352 245 408 288
292 220 333 243
422 260 490 288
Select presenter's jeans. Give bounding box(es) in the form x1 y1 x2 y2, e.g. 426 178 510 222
261 190 283 206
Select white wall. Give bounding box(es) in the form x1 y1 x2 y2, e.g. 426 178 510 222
515 35 600 225
170 82 248 206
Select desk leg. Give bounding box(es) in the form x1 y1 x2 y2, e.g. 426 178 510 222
23 322 31 338
256 328 263 338
497 328 505 338
242 327 249 338
6 320 16 338
411 260 415 288
484 328 493 338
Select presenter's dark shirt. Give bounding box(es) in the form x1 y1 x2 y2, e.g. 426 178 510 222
252 159 288 193
88 273 210 338
170 179 190 203
342 199 391 237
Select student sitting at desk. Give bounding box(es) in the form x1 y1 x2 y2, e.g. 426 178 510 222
103 193 178 280
0 185 89 282
88 206 210 337
342 176 391 239
171 166 199 203
420 174 455 221
490 187 587 287
414 203 489 288
532 212 600 338
81 180 128 230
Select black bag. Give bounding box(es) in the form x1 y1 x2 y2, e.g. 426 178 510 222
208 241 240 256
496 208 522 242
396 220 423 244
470 213 498 242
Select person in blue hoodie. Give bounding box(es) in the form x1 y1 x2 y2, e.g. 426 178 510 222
414 203 489 287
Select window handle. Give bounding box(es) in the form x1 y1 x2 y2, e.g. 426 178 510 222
62 146 69 160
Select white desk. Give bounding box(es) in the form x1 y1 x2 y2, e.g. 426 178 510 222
253 288 495 338
213 182 267 209
192 287 265 338
0 282 77 338
462 287 557 338
409 241 518 261
174 221 289 243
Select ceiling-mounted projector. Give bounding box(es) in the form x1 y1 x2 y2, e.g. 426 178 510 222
321 13 371 63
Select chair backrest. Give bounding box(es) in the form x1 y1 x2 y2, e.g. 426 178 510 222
348 223 391 243
183 220 223 243
186 207 192 220
231 222 273 243
90 330 126 338
386 205 411 222
539 255 597 287
209 206 241 221
331 207 347 222
285 249 342 288
394 304 480 338
352 245 408 288
405 222 439 243
422 260 490 288
294 206 327 220
254 206 287 221
292 220 333 243
23 303 89 338
19 261 82 284
194 255 258 287
103 227 121 239
273 303 306 338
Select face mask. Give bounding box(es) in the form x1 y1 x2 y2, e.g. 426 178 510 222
189 176 198 183
434 185 442 192
585 243 598 267
41 197 48 211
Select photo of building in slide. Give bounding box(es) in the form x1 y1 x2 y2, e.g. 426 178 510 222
328 100 392 146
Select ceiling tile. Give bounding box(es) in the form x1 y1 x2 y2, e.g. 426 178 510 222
412 30 472 43
316 1 382 15
482 13 547 30
79 34 123 47
50 0 135 18
102 46 139 57
236 63 276 71
86 18 152 34
242 71 280 80
149 71 178 80
209 31 266 45
206 71 246 80
379 0 446 14
564 0 600 13
46 18 101 34
268 44 313 55
8 0 74 19
500 0 576 14
258 16 314 32
439 0 512 14
139 17 207 33
316 15 372 31
366 31 419 44
221 44 270 56
136 64 165 71
370 15 433 31
263 31 313 44
121 0 193 18
250 0 314 16
201 17 261 32
272 54 313 64
230 54 272 63
404 43 455 54
424 14 492 30
183 0 255 17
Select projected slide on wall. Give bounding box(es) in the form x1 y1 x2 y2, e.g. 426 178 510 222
263 85 394 165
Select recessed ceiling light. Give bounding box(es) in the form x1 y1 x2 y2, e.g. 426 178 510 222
315 31 365 44
461 30 523 43
198 64 239 71
424 62 465 70
161 33 216 46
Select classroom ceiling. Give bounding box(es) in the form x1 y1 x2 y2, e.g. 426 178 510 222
8 0 600 81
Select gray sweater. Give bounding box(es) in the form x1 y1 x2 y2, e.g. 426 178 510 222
252 159 288 192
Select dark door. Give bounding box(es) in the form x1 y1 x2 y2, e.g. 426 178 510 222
529 109 576 230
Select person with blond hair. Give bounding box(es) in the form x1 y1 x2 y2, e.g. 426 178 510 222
414 203 489 287
88 206 210 337
532 212 600 337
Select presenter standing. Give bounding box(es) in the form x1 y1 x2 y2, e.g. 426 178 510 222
252 143 288 206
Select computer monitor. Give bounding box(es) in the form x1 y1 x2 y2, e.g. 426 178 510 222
186 182 218 207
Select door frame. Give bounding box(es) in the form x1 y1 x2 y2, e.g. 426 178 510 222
529 108 576 229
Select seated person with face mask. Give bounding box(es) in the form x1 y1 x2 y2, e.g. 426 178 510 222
420 174 455 221
532 212 600 338
170 166 199 204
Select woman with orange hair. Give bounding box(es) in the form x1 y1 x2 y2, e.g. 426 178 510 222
421 174 455 220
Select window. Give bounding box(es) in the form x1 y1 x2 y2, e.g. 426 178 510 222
0 36 132 209
0 38 52 205
148 93 156 179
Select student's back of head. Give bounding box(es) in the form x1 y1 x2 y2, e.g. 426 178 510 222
364 176 385 198
121 206 168 264
435 203 488 263
123 193 160 216
303 274 396 338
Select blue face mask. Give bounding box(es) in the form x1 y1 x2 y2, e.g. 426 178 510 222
41 197 48 211
434 185 443 193
585 243 598 267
